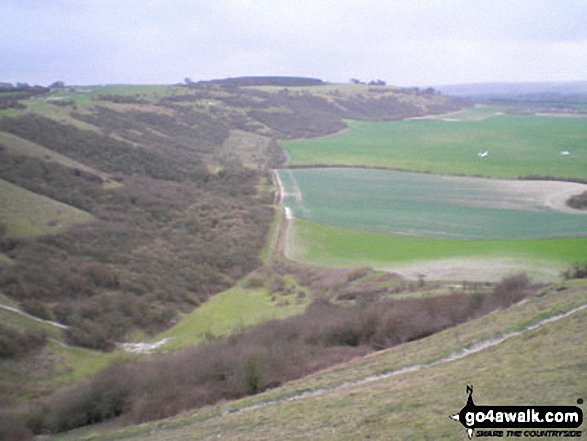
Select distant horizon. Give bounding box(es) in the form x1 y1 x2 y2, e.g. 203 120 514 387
2 76 587 90
2 1 586 88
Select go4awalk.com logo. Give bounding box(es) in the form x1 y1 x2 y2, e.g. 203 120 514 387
450 386 584 439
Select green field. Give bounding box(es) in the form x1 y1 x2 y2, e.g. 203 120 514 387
413 104 509 121
279 168 587 240
280 113 587 179
278 167 587 279
0 84 183 122
287 219 587 278
41 84 173 107
0 178 94 236
153 283 309 351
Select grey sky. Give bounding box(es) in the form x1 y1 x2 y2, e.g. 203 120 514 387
1 0 586 86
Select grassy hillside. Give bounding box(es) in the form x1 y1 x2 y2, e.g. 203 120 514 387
3 78 585 441
280 112 587 180
50 281 587 440
0 111 274 351
0 131 119 188
2 79 586 441
149 281 310 351
0 178 94 236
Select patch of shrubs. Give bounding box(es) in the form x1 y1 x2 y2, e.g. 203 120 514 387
0 324 47 359
24 275 534 434
562 262 587 280
95 94 148 104
48 99 75 107
0 115 203 182
0 100 26 110
0 124 272 350
566 191 587 209
0 410 35 441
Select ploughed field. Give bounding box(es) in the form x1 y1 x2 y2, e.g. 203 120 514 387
277 110 587 279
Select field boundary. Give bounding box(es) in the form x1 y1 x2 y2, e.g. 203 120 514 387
280 164 587 186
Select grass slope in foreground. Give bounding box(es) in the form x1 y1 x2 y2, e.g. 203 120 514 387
0 178 94 236
280 113 587 180
54 281 587 440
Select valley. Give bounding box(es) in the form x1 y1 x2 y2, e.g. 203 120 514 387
0 78 585 440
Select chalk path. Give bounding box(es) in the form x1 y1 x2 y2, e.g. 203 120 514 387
0 302 68 329
210 303 587 419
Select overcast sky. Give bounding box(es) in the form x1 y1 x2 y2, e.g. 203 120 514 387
1 0 586 87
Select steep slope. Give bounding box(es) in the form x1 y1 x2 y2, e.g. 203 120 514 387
53 281 587 440
0 78 466 351
0 78 471 439
0 178 94 237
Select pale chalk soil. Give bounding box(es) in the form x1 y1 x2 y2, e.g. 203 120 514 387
381 257 565 282
429 175 587 215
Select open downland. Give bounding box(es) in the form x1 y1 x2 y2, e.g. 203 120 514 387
0 178 94 236
53 280 587 441
286 220 587 281
280 113 587 180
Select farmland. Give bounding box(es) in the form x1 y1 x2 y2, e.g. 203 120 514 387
277 168 587 279
278 168 587 240
0 79 463 355
287 220 587 280
277 108 587 279
2 79 586 439
280 109 587 180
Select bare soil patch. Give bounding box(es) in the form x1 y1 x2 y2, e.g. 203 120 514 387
483 178 587 214
432 175 587 214
381 257 564 282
